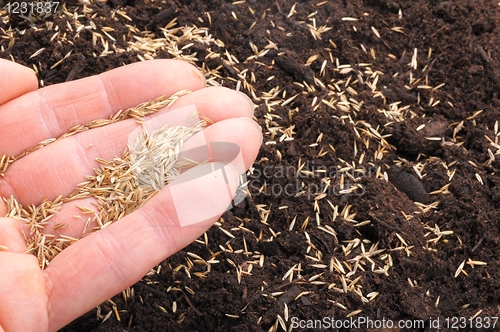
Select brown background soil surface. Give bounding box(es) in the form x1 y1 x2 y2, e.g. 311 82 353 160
2 0 500 331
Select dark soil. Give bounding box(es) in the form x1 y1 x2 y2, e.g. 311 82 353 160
2 0 500 331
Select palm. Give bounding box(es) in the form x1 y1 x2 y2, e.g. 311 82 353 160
0 59 261 331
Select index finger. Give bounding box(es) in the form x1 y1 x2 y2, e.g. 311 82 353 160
0 58 38 105
0 59 206 156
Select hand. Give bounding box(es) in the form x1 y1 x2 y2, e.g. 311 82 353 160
0 59 261 332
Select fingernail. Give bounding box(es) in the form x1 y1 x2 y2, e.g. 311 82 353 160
237 91 255 117
193 68 207 87
241 117 263 146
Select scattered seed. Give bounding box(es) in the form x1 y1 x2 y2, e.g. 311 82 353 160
454 260 466 278
371 26 380 38
29 47 46 58
472 309 483 319
346 309 362 317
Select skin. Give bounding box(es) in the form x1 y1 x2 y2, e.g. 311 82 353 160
0 58 262 332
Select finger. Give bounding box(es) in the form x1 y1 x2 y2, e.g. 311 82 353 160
0 218 27 253
180 117 262 167
0 88 256 205
0 59 206 157
24 117 262 239
0 59 38 106
0 252 48 332
156 86 254 121
44 161 241 331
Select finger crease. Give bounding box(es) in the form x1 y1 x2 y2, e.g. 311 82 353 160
35 89 63 139
97 74 115 117
71 137 96 176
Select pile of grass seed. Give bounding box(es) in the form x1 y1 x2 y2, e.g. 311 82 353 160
2 91 207 269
